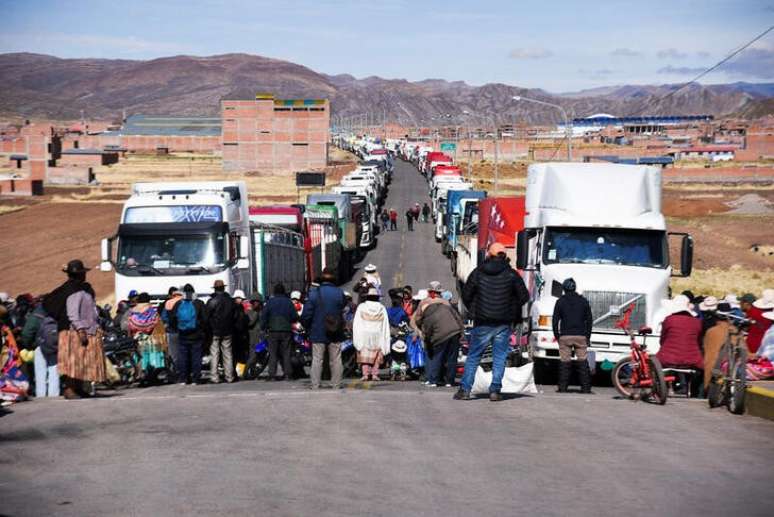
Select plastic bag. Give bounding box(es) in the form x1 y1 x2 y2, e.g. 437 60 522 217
471 364 538 395
407 336 425 369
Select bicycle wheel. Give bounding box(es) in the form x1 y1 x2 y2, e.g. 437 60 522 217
727 345 748 415
647 356 668 405
707 345 729 409
611 357 636 399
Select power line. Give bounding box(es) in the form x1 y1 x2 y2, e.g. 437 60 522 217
629 24 774 115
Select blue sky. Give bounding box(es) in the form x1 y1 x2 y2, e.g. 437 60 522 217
1 0 772 92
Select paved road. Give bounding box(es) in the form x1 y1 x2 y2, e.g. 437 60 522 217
3 159 774 517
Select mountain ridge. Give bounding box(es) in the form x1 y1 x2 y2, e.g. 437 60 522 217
0 52 771 123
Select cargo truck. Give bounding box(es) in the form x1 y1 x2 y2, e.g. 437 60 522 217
304 204 344 283
100 181 252 302
307 193 358 281
248 206 306 298
442 190 486 256
515 163 693 374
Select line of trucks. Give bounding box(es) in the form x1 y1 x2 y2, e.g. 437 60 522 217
396 138 695 371
99 147 393 304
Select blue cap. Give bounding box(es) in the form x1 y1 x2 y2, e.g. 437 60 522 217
128 290 138 298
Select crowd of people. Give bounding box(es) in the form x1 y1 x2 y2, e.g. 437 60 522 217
2 247 774 404
379 202 431 232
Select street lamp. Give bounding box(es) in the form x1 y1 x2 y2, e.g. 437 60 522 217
512 95 572 161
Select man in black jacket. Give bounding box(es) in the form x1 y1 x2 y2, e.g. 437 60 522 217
205 280 238 383
455 242 529 401
260 283 299 381
552 278 594 394
169 284 208 385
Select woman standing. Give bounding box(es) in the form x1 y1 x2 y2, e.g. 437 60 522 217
352 288 390 381
43 260 106 399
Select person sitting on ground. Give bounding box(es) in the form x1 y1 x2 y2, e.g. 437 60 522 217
741 290 774 355
386 292 409 328
352 287 390 381
656 295 704 394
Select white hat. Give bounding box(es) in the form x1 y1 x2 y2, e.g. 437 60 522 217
753 289 774 310
233 289 246 300
290 290 302 300
668 294 697 317
344 291 352 298
413 289 428 301
763 311 774 321
428 281 443 292
0 292 13 305
699 296 719 312
391 340 407 353
364 264 377 273
723 294 740 308
367 287 380 297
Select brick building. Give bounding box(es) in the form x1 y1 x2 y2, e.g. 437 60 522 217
221 95 330 173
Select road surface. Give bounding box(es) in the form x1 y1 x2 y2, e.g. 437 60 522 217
2 159 773 517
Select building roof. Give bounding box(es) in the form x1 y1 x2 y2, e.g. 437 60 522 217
117 115 222 136
61 148 118 155
681 145 737 153
572 115 713 127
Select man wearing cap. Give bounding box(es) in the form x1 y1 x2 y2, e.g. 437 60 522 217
43 259 106 399
301 268 347 389
456 242 529 401
412 281 465 387
552 278 594 393
261 284 299 381
205 279 238 383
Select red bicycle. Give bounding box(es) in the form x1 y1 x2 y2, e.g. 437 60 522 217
611 304 669 405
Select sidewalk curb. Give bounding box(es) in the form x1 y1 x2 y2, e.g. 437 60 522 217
745 385 774 422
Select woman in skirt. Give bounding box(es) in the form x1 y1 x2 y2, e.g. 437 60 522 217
352 287 390 381
43 260 106 399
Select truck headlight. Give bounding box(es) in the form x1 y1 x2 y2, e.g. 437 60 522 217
538 315 552 327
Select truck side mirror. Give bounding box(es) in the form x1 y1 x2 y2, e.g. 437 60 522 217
516 230 529 270
680 234 693 277
668 232 693 277
100 237 113 272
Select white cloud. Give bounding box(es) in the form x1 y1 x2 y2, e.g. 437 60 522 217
721 47 774 79
657 65 704 75
657 48 688 59
508 48 552 59
610 48 640 57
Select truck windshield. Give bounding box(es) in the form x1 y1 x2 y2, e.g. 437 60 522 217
117 233 226 274
543 227 667 268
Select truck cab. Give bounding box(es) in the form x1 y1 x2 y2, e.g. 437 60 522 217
443 190 486 256
100 181 251 302
515 163 693 366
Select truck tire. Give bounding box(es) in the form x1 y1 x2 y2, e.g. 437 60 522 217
532 358 556 385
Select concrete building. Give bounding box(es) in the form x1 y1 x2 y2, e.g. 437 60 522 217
221 95 330 173
99 115 222 153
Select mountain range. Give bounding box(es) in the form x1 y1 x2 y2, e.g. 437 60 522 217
1 52 772 124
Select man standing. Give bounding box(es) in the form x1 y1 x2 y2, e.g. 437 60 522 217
205 280 237 383
405 208 414 231
456 243 529 401
412 281 465 387
261 283 299 381
422 203 431 223
552 278 594 394
380 210 390 232
301 268 346 389
389 208 398 231
170 284 207 385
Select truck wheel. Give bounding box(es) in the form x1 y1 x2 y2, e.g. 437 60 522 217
450 254 457 275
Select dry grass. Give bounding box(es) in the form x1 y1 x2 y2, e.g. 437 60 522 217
671 266 774 298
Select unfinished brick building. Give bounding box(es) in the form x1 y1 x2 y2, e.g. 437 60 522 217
221 95 330 173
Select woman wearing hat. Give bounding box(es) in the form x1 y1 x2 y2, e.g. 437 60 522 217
363 264 382 296
656 295 704 391
43 260 106 399
352 287 390 381
127 292 167 381
742 290 774 354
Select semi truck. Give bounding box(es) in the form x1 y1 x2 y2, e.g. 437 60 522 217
304 204 344 283
306 193 358 281
247 206 306 298
442 190 486 256
515 163 693 372
100 181 252 302
453 197 526 314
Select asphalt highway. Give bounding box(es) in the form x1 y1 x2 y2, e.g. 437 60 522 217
2 160 773 517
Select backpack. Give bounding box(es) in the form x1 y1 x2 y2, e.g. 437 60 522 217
34 314 59 362
176 300 198 332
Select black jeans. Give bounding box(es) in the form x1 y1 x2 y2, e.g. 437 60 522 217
177 333 203 383
267 331 292 379
407 218 414 231
390 220 397 230
426 334 460 385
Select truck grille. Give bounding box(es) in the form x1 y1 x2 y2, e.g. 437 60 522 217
584 291 646 331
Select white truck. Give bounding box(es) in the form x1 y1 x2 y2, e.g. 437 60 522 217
515 163 693 370
100 181 252 302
